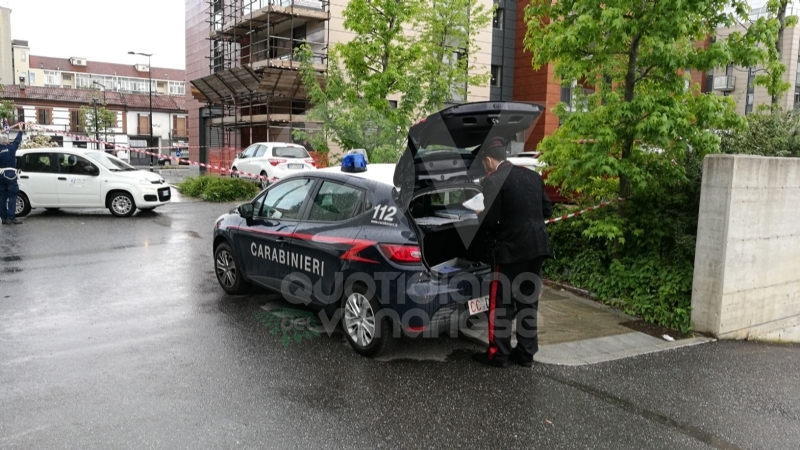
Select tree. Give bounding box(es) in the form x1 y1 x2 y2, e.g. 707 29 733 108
0 84 15 122
295 0 491 163
80 95 117 145
524 0 782 242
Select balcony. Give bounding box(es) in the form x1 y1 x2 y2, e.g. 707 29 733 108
713 75 736 91
211 0 330 40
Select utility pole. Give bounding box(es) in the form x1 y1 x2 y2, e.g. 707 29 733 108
93 98 99 149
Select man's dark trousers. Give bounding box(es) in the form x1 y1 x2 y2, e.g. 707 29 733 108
487 256 546 364
0 176 19 221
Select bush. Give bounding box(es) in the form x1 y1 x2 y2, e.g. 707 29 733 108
176 175 260 202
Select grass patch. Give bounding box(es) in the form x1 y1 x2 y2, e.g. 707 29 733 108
176 175 260 202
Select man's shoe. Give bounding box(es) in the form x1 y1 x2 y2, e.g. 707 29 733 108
510 351 534 368
1 219 8 225
471 352 509 368
6 219 22 225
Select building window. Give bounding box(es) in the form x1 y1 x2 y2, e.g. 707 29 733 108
493 8 504 29
388 100 398 108
29 73 36 84
173 116 188 137
21 51 27 62
16 108 24 124
36 108 53 125
490 65 502 87
44 71 61 86
70 110 84 133
168 81 185 96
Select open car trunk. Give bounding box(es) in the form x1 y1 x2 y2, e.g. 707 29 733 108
393 101 544 275
407 184 490 278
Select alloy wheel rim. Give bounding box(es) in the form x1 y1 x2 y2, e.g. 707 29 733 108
260 176 269 189
112 196 132 215
15 196 24 215
216 250 236 288
344 293 376 347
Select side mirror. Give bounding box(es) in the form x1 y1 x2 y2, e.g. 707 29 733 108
237 203 254 219
86 165 99 176
237 153 246 159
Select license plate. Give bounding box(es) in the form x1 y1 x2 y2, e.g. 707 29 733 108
467 296 489 316
288 164 304 169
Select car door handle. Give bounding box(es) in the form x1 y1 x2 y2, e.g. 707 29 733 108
20 175 29 179
275 237 286 242
58 177 67 181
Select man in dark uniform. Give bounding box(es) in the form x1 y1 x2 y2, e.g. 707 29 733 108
472 137 553 368
0 129 24 225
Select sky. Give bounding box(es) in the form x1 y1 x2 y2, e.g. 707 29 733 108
4 0 186 70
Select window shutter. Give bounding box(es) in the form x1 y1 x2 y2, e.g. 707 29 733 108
173 116 177 136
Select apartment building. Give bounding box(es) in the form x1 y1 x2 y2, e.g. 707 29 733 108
2 84 189 165
184 0 495 168
11 41 186 97
0 6 12 85
711 4 800 114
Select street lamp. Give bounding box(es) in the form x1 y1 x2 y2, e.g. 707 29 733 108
129 51 154 171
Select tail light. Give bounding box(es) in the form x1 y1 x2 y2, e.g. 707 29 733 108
268 158 287 166
379 244 422 264
304 158 316 167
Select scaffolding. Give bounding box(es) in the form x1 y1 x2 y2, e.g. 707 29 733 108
191 0 330 152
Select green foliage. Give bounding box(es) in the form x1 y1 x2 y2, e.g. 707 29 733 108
294 0 491 163
720 107 800 157
0 84 15 121
176 176 260 202
79 95 117 138
522 0 789 330
525 0 782 239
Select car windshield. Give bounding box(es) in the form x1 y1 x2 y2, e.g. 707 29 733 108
84 151 137 171
273 146 309 158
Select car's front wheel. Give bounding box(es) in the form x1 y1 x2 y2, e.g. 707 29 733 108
214 242 251 295
15 193 31 218
342 285 394 357
230 167 238 178
108 191 136 217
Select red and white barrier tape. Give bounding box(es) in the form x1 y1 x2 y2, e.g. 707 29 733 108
544 198 626 224
26 123 278 182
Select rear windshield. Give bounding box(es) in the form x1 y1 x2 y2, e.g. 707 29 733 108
273 146 309 158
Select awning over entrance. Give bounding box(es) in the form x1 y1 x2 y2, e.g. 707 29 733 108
190 66 262 104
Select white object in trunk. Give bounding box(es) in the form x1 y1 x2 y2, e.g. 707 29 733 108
462 193 484 212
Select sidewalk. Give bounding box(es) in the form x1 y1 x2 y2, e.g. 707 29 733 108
461 286 714 366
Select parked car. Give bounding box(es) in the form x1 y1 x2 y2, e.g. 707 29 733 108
14 147 171 218
230 142 317 189
212 101 544 356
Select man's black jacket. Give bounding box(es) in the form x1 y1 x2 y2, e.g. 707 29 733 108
476 161 553 265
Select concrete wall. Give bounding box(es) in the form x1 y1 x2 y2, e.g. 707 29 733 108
691 155 800 342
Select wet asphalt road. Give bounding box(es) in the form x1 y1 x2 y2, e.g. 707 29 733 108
1 198 799 450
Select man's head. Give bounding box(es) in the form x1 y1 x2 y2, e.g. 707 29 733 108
0 134 9 145
479 137 508 172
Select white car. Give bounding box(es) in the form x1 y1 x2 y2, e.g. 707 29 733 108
507 151 545 173
230 142 316 189
14 147 171 218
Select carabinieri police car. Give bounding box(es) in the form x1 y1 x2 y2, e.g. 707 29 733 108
212 101 543 356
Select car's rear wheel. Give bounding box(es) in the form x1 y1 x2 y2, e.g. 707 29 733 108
342 284 394 357
214 242 251 295
15 193 31 218
108 191 136 217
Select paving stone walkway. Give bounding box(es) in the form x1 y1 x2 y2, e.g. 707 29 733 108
461 286 714 366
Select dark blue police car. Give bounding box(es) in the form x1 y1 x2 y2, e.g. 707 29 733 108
212 101 543 356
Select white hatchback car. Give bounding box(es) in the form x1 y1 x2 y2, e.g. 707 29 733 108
14 147 171 218
230 142 316 189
